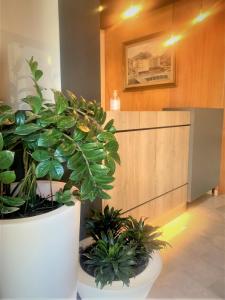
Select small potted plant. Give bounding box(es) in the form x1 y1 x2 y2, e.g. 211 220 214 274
0 58 120 298
78 206 169 298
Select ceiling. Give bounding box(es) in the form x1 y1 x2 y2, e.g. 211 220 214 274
100 0 176 29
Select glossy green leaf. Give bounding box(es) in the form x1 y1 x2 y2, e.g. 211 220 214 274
55 189 74 205
22 133 40 142
80 142 100 151
32 149 51 161
15 111 26 125
98 190 111 200
97 132 116 142
69 170 82 182
90 164 110 175
0 104 12 113
104 119 114 130
0 133 3 151
28 57 37 76
55 141 76 157
35 160 51 178
73 129 87 141
111 152 121 164
0 150 14 169
67 152 84 170
0 206 19 214
94 175 114 184
0 171 16 184
0 195 25 206
55 155 66 163
54 91 68 114
15 124 42 135
37 129 62 147
105 157 116 175
49 160 64 180
3 134 20 147
84 149 106 161
105 140 119 152
109 126 116 134
35 69 43 81
57 116 76 129
23 96 42 114
81 178 93 196
39 115 59 126
100 184 113 190
36 159 64 179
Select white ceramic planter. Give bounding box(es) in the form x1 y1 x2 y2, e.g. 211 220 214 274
0 181 80 298
78 238 163 299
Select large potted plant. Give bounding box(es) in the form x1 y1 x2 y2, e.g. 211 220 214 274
0 58 119 298
78 206 169 299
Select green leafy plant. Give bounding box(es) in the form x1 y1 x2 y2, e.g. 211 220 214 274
85 205 128 241
82 231 136 288
81 205 169 289
0 57 120 218
121 217 170 267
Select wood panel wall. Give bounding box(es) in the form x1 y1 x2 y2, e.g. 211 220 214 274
104 0 225 193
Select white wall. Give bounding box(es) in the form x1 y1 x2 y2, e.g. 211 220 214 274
0 0 61 109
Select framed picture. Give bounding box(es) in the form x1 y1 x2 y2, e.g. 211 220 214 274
124 32 175 89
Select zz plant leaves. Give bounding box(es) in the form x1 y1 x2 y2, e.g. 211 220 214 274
15 123 42 135
32 149 51 162
23 96 42 114
0 57 120 218
0 171 16 184
0 133 3 151
0 150 15 169
35 160 64 180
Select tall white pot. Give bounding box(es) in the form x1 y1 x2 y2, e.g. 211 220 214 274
0 181 80 298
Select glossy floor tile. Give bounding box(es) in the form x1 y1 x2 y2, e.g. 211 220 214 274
149 194 225 299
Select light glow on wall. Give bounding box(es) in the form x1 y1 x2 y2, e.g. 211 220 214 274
192 11 211 24
164 34 182 47
122 5 142 19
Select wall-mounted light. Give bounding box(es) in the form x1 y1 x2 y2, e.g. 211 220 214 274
122 5 142 19
97 5 104 13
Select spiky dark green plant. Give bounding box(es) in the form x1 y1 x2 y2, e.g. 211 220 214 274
120 217 170 266
81 231 136 288
81 208 170 289
85 205 128 241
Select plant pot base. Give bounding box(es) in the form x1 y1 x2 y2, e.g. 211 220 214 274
0 181 81 298
78 238 162 299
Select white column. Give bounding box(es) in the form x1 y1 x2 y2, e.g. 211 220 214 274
0 0 61 109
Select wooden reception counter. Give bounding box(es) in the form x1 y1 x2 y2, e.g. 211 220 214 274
103 111 191 226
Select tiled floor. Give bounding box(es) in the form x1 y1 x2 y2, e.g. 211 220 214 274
149 194 225 299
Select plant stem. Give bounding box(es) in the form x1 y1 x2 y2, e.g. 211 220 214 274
49 177 53 206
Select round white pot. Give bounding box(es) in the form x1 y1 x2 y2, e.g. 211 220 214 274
0 181 81 298
77 238 163 299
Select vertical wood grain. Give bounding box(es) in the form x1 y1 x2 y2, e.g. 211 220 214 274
104 0 225 192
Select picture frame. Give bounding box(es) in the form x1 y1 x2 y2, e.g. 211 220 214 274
123 32 175 89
